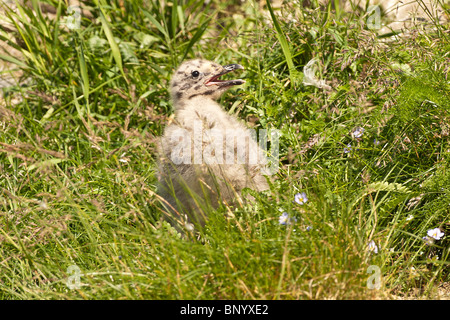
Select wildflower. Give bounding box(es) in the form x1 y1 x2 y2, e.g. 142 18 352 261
279 212 289 225
278 212 297 225
406 214 414 221
352 127 365 138
306 226 312 231
302 58 331 90
344 143 352 153
422 236 434 246
294 192 308 205
368 240 378 254
427 228 444 240
373 138 380 146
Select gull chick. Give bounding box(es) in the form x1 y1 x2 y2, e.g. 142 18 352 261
157 59 270 229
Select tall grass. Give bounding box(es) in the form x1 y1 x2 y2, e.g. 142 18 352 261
0 0 448 299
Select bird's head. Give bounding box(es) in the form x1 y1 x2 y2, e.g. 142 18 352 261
170 59 245 105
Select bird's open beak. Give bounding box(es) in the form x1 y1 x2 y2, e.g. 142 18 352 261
205 64 245 87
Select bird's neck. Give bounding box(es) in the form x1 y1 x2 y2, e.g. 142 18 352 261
173 95 220 112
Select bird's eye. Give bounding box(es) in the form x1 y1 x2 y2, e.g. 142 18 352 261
191 70 200 78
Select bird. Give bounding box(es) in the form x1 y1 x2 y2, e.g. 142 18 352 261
157 59 270 231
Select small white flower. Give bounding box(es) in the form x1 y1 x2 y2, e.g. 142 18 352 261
278 211 297 225
352 127 365 138
427 228 444 240
302 58 331 90
406 214 414 221
279 212 289 225
368 240 378 254
294 192 308 205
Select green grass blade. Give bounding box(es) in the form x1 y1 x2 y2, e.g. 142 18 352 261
177 3 185 35
265 0 296 85
98 8 128 84
171 0 179 39
78 37 90 116
143 10 169 39
181 18 210 61
0 54 29 69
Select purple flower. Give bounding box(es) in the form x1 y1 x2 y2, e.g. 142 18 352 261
368 240 378 254
294 192 308 205
344 143 352 153
278 212 297 225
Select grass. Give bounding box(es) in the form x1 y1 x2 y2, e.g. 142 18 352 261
0 0 449 299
